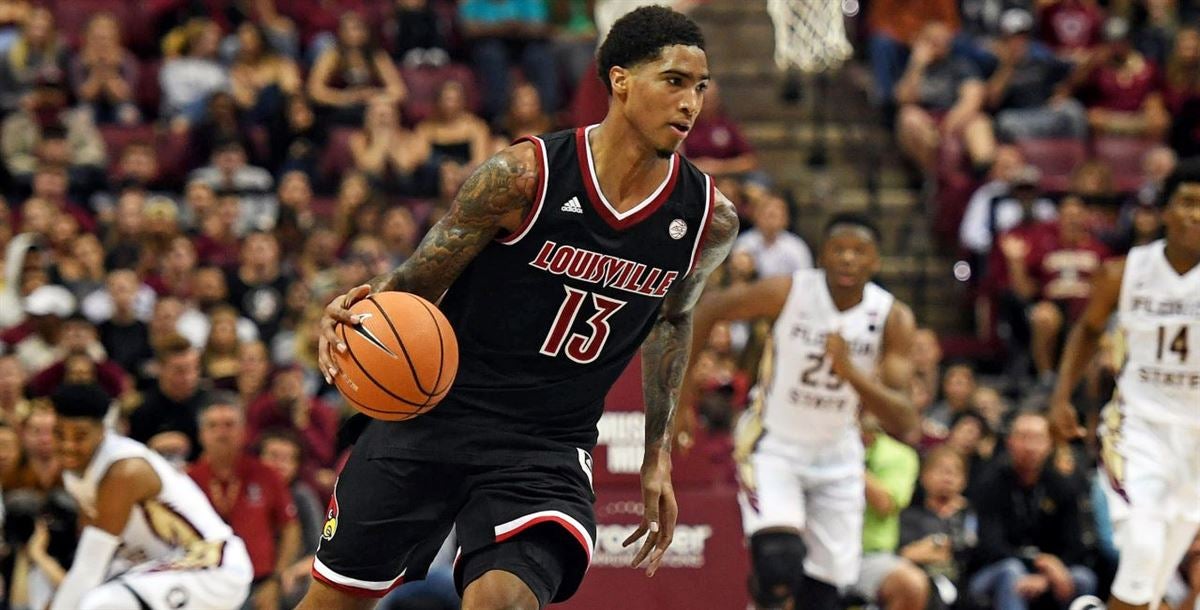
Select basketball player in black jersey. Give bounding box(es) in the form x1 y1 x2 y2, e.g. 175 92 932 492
301 7 738 610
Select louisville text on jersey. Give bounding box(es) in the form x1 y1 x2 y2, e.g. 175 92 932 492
529 240 679 298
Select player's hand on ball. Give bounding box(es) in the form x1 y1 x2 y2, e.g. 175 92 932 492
319 284 372 384
624 450 678 577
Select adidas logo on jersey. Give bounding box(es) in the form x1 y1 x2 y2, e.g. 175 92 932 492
561 196 583 214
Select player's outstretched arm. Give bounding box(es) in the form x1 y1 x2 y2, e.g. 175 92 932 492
318 142 538 382
675 274 792 442
624 190 738 577
829 301 919 441
1049 259 1124 442
51 458 161 610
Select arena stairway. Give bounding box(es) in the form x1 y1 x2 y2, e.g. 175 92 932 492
691 1 974 336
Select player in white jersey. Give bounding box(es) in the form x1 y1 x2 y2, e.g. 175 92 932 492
1050 164 1200 610
685 213 918 610
48 384 253 610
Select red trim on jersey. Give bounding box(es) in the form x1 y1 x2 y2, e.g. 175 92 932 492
574 126 680 231
687 176 716 276
496 136 548 245
495 514 593 563
311 566 406 598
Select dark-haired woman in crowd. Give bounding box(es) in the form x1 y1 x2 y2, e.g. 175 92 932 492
228 21 301 124
307 12 406 125
417 80 491 199
69 13 140 125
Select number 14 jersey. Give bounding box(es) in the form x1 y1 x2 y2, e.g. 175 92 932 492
1116 239 1200 427
757 269 894 445
368 126 714 462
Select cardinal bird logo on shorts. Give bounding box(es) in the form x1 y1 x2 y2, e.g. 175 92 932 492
322 488 340 541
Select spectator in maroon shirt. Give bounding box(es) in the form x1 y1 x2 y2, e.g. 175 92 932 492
1038 0 1105 63
193 193 242 269
26 313 129 398
246 364 337 471
1074 18 1169 140
682 80 758 178
190 393 301 610
1163 27 1200 156
989 195 1110 381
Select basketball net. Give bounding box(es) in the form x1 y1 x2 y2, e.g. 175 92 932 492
767 0 853 73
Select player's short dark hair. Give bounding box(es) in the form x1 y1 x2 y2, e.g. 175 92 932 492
50 383 111 420
1159 158 1200 207
596 6 705 94
823 212 882 244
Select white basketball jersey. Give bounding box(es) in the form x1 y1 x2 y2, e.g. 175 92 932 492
758 269 894 444
63 434 235 565
1116 240 1200 427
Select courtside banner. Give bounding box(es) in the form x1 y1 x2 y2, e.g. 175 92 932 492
595 353 726 487
565 486 750 610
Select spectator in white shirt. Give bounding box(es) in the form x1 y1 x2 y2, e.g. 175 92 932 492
959 163 1056 257
733 193 813 278
189 139 277 235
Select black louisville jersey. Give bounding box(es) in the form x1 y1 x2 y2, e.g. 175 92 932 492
362 125 715 463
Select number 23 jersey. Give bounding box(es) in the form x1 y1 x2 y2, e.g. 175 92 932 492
757 269 894 445
368 125 715 462
1115 239 1200 426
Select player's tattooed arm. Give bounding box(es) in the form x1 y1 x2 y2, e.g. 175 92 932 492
626 190 737 577
642 192 739 454
367 142 538 300
318 142 537 381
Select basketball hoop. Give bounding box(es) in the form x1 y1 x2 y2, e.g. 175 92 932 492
767 0 853 73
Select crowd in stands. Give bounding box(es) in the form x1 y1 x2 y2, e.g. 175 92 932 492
691 0 1200 608
0 0 773 608
1 0 1196 610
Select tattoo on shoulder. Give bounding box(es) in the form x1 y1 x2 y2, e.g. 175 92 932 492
454 146 538 222
369 144 538 296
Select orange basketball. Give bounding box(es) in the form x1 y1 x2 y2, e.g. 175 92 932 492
332 291 459 421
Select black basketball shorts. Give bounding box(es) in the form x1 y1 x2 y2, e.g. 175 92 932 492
312 442 597 604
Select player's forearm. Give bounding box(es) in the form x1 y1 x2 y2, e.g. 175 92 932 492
642 314 692 453
844 368 917 439
1051 322 1104 405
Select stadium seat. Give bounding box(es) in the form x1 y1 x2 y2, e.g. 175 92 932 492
154 128 192 187
50 0 132 49
1013 138 1087 193
1093 135 1156 194
933 136 981 248
136 59 163 120
400 63 482 124
99 123 156 174
318 127 358 184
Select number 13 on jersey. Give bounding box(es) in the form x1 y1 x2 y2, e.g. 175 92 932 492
541 286 627 364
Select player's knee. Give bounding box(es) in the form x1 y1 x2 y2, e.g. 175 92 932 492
879 561 930 610
78 584 141 610
1030 302 1063 331
295 579 378 610
749 530 807 606
462 570 541 610
1113 518 1168 605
